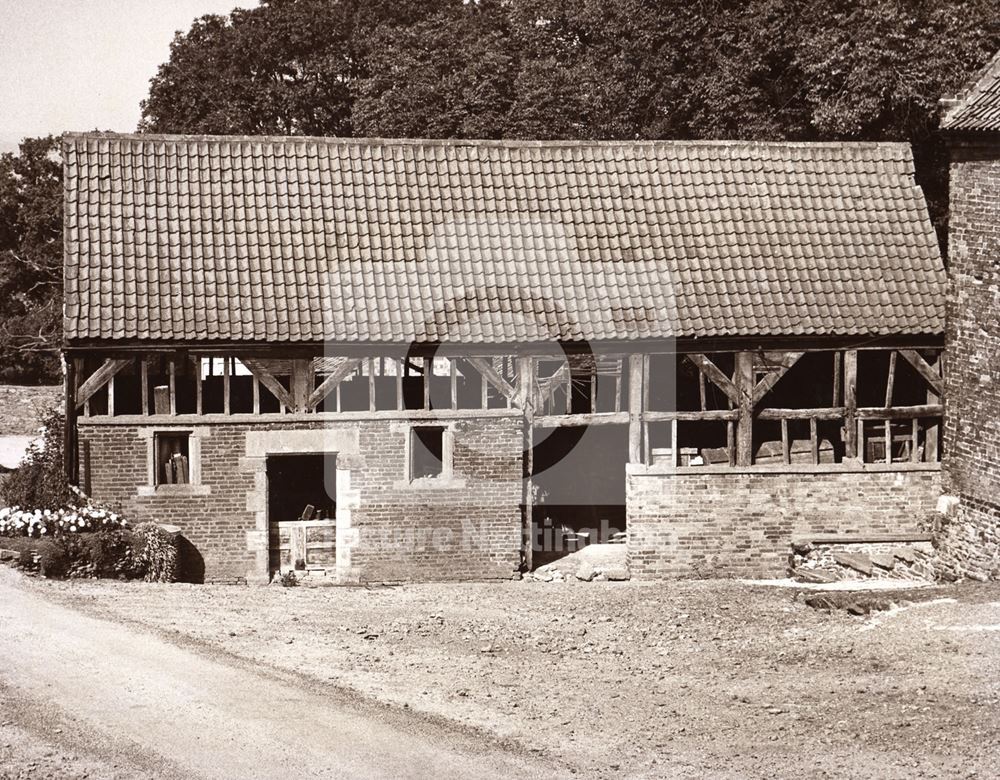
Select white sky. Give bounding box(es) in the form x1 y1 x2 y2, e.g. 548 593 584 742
0 1 256 153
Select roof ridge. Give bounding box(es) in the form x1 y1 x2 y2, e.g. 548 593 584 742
61 131 912 152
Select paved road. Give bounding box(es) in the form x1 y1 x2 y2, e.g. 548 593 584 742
0 570 550 779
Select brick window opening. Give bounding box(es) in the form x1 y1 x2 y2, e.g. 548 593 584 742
155 432 191 485
411 426 445 480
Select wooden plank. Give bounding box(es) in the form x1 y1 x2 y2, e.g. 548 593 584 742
687 354 739 405
140 359 149 415
75 358 131 408
885 350 897 408
628 354 644 464
465 357 518 405
307 358 362 410
241 357 294 410
844 350 857 459
899 349 944 395
734 351 755 466
751 351 804 405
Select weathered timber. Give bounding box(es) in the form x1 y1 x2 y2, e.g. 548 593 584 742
308 358 362 410
465 357 517 405
844 350 858 458
75 358 131 408
628 354 644 464
899 349 944 396
687 354 739 404
241 358 294 410
751 351 804 405
734 351 755 466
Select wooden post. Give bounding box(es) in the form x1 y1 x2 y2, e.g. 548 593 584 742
809 417 818 465
252 374 260 414
396 358 403 410
671 418 679 467
64 357 77 484
628 354 644 464
222 357 230 415
884 420 892 464
195 356 203 415
698 368 707 411
423 358 431 411
108 374 115 417
368 357 376 412
734 351 755 466
781 418 790 465
726 420 735 466
926 351 941 462
169 359 177 415
832 351 842 407
450 359 457 410
844 350 858 459
911 417 920 463
140 359 149 415
885 350 896 408
642 354 651 464
517 356 534 573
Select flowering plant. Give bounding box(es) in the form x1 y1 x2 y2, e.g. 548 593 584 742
0 505 127 538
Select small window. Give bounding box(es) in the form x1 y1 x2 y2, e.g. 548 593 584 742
410 426 445 480
155 432 191 485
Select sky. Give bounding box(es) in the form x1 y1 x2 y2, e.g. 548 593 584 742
0 1 256 154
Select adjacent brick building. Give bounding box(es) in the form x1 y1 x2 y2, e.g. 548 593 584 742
937 56 1000 580
63 134 946 583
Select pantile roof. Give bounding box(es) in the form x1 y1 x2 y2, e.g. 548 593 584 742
63 134 945 345
941 50 1000 132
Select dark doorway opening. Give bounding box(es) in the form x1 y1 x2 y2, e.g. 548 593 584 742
531 425 627 568
266 454 336 575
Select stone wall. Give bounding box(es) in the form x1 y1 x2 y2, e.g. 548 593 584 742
625 464 941 579
941 142 1000 580
78 413 523 584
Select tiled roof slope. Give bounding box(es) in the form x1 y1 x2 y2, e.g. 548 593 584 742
63 134 945 344
940 50 1000 131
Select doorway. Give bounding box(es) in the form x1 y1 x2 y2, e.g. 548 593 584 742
266 453 336 575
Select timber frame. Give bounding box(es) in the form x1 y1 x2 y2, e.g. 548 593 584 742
66 337 945 476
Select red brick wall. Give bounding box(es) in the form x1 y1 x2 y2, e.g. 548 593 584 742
941 142 1000 579
78 416 522 583
626 466 941 578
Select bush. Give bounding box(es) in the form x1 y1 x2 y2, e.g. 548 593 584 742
130 523 178 583
1 411 74 510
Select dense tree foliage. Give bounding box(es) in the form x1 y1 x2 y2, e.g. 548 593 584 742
0 137 62 383
9 1 1000 382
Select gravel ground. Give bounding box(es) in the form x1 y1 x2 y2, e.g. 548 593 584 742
19 575 1000 779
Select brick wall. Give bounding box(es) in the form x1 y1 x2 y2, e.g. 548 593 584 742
626 465 941 579
78 415 522 583
941 142 1000 579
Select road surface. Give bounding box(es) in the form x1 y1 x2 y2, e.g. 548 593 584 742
0 569 553 779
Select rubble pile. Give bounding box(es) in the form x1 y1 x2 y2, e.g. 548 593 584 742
790 540 936 583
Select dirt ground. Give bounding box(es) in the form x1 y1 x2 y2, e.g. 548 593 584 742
11 573 1000 779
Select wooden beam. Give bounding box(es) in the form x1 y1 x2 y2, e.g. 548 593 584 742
644 409 739 422
194 356 203 415
751 351 804 405
844 350 858 459
857 404 943 419
170 359 178 416
628 354 644 464
781 419 790 465
75 358 131 409
308 358 362 410
924 351 941 462
535 412 630 428
899 349 944 396
536 363 570 411
885 350 897 408
686 354 739 405
757 407 846 421
241 357 294 410
809 417 819 465
465 357 518 405
450 359 457 411
734 351 755 466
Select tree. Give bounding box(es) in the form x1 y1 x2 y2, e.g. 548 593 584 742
0 136 62 384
